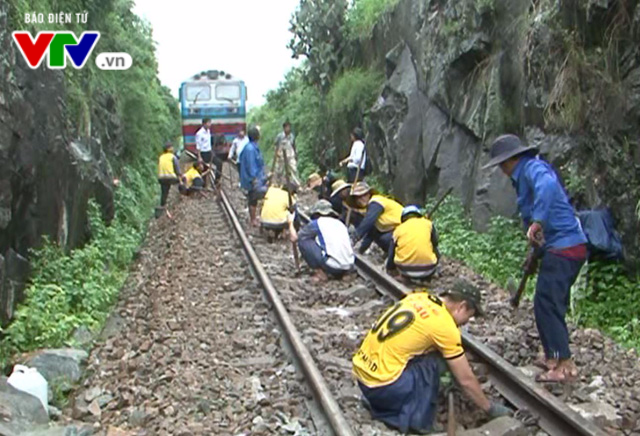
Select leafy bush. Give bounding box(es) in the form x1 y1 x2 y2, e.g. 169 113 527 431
327 68 384 142
573 262 640 349
249 68 328 181
249 66 383 182
2 0 180 366
434 197 534 293
0 166 155 366
346 0 401 39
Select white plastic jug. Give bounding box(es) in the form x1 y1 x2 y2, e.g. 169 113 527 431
7 364 48 412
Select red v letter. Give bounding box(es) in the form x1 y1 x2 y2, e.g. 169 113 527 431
12 32 55 68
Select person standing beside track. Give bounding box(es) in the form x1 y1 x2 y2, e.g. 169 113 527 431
157 142 184 218
195 118 212 164
272 121 300 186
483 134 587 383
195 118 213 188
352 281 512 434
240 126 267 228
212 134 229 189
288 199 355 283
228 129 249 165
339 127 367 183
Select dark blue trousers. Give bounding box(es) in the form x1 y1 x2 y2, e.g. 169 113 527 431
359 229 393 254
358 354 442 433
534 250 585 360
298 239 348 277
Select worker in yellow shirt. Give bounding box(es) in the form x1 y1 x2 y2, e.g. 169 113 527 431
386 205 440 281
157 142 184 218
350 182 403 254
352 281 512 434
179 162 210 197
260 183 298 240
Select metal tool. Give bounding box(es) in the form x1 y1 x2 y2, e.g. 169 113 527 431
283 148 300 273
447 390 456 436
426 187 453 219
508 243 541 308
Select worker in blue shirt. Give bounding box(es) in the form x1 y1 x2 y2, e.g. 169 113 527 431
240 126 267 228
484 134 587 383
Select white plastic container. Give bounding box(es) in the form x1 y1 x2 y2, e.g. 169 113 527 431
7 364 48 412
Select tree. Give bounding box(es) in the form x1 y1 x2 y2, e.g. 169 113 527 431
288 0 349 90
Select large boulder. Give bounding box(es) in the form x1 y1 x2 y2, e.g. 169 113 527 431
356 0 639 259
0 376 49 435
0 0 116 325
23 349 89 387
0 249 30 326
20 424 95 436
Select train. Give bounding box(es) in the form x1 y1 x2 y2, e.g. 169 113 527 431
179 70 247 155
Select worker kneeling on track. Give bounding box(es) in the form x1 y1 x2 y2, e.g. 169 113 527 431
352 281 512 434
350 182 403 254
288 200 355 283
260 183 298 240
386 205 440 282
179 161 210 197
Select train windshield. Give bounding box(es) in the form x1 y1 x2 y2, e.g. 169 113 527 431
185 84 211 102
216 84 241 101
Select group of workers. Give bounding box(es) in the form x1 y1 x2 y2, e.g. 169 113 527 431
158 121 588 434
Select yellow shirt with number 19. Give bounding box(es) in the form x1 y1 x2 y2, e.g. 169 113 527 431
352 292 464 388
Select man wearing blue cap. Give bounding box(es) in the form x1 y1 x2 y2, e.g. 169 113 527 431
386 205 440 282
484 134 587 383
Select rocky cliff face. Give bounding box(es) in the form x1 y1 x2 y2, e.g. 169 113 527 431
352 0 640 263
0 0 116 325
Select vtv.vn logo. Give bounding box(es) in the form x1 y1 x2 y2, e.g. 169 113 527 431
12 31 132 70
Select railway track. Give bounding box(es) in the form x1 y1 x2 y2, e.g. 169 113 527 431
352 250 608 436
215 163 610 436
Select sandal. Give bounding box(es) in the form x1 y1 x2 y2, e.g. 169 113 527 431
535 367 577 383
533 357 557 371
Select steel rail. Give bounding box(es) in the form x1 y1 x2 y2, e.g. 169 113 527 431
218 189 355 436
297 210 605 436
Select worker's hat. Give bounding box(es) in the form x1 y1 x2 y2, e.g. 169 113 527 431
310 200 338 218
349 181 371 197
330 180 351 197
401 205 423 222
440 279 484 317
482 134 538 169
307 173 322 189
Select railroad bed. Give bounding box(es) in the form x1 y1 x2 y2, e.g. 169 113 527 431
218 164 635 435
222 180 505 434
65 164 639 436
69 193 317 434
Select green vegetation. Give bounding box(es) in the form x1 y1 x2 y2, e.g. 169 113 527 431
433 197 640 350
1 0 180 364
346 0 401 39
249 66 383 181
434 197 535 295
327 68 384 139
0 169 155 365
574 262 640 349
249 68 327 180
